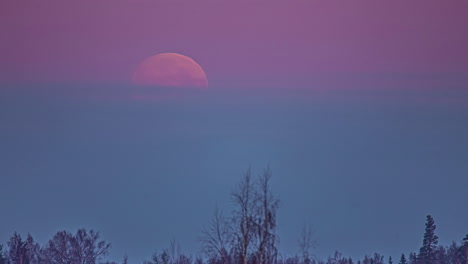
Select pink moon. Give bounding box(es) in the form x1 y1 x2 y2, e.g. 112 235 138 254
132 53 208 88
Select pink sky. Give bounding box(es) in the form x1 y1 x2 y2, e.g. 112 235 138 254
1 0 468 87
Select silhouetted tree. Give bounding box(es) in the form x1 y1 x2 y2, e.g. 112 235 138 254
409 253 418 264
24 234 41 264
0 245 7 264
362 254 384 264
326 251 353 264
75 229 113 264
231 168 254 264
148 240 194 264
43 228 113 264
8 232 29 264
4 165 467 264
194 257 204 264
436 246 447 264
373 254 385 264
43 230 73 264
280 256 300 264
419 215 439 264
363 255 371 264
400 254 407 264
298 224 317 264
252 167 280 264
446 242 460 264
457 235 468 264
200 207 231 264
176 254 193 264
149 249 170 264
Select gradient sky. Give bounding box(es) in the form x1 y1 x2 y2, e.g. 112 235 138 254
1 0 468 85
1 0 468 264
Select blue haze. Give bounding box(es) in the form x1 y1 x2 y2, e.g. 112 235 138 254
0 84 467 263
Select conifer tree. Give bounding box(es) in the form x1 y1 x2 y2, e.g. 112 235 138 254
458 234 468 264
399 254 407 264
409 253 418 264
0 245 7 264
419 215 439 264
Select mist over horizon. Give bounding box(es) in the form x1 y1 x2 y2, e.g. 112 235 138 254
1 82 467 263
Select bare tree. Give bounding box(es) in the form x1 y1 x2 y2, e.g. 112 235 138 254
150 240 194 264
194 257 204 264
43 228 113 264
25 234 41 264
150 250 170 264
43 230 73 264
6 233 41 264
298 224 317 264
73 229 112 264
8 232 28 264
200 207 231 264
253 167 280 264
229 167 281 264
231 168 254 264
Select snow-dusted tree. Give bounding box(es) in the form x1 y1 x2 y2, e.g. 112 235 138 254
419 215 439 264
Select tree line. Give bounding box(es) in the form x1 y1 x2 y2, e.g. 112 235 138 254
1 168 467 264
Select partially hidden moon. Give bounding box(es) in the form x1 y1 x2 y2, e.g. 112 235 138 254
132 53 208 88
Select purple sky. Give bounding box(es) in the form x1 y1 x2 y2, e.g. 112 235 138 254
1 0 468 86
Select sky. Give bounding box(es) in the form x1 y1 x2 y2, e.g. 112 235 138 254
2 0 468 85
1 0 468 263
